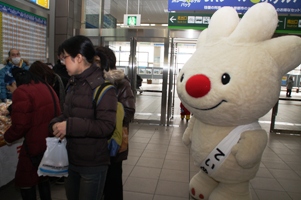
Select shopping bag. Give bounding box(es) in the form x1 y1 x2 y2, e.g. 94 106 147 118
37 137 68 177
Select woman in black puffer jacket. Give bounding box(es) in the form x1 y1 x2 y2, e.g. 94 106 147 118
49 36 117 200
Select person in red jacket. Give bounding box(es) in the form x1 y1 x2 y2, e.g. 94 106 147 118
180 102 191 122
4 68 61 200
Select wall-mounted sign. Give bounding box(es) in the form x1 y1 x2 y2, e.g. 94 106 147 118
278 16 301 33
168 13 211 30
168 0 301 14
123 14 141 26
168 13 301 35
28 0 49 9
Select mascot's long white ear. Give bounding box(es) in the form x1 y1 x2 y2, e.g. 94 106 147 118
196 29 207 48
229 3 278 43
207 7 239 43
196 7 239 48
263 36 301 75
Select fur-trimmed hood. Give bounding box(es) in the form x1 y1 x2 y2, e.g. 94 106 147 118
3 58 29 66
104 69 125 84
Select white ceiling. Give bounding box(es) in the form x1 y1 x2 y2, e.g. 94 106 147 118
86 0 169 24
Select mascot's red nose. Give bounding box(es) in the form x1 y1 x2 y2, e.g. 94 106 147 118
186 74 211 98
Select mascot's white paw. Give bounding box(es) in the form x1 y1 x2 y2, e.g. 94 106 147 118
189 171 218 200
182 133 191 146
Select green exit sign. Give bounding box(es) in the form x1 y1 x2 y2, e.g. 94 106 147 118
168 13 301 35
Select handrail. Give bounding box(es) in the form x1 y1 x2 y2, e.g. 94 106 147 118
142 90 162 93
270 97 301 134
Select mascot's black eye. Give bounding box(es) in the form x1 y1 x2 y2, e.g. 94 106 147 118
180 73 184 82
221 73 230 85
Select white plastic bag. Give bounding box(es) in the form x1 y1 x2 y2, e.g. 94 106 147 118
37 137 68 177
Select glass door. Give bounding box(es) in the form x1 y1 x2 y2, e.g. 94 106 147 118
167 38 198 125
100 28 170 125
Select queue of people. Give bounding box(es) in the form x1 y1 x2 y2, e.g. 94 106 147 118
1 35 135 200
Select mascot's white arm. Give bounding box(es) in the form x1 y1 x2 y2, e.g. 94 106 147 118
182 116 196 146
232 130 268 168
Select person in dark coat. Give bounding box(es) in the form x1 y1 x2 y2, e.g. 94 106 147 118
136 74 143 94
49 36 117 200
53 46 70 88
4 68 61 200
136 74 142 88
286 76 294 97
95 46 135 200
29 61 65 109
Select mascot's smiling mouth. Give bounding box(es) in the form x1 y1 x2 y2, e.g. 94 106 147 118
191 100 227 111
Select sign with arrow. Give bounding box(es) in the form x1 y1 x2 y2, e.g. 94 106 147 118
168 13 212 30
168 13 301 34
170 15 176 23
168 0 301 14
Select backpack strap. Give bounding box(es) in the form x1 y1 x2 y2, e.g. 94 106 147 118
93 82 115 119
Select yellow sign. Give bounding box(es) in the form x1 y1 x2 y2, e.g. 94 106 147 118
37 0 49 9
178 16 187 20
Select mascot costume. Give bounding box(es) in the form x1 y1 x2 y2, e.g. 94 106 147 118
177 3 301 200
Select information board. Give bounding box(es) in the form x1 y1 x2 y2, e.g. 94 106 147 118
168 13 301 34
168 0 301 14
0 2 47 64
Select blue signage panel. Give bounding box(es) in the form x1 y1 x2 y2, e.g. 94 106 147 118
168 0 301 14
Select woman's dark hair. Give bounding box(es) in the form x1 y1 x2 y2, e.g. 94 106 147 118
95 46 116 71
58 35 95 64
12 68 40 87
57 45 62 57
29 61 56 86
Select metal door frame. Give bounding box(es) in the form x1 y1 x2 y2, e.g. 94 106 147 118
166 30 202 126
82 28 170 125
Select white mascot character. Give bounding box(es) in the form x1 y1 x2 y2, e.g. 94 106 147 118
177 3 301 200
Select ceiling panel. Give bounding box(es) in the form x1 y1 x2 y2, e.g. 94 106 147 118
86 0 169 24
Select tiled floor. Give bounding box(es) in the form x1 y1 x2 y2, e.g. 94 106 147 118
1 87 301 200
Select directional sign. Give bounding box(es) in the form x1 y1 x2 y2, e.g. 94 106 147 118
170 16 176 23
168 13 301 34
168 0 301 14
277 16 301 33
168 13 212 30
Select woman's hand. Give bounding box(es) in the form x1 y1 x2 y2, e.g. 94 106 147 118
6 82 17 93
52 121 67 140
